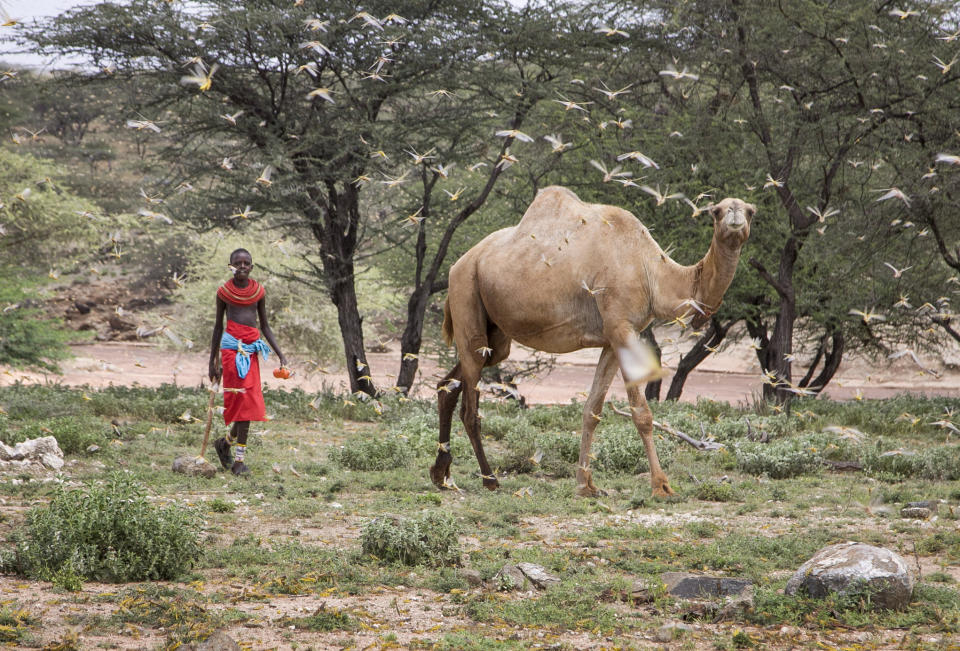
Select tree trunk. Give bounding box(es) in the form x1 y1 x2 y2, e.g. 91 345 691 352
665 318 737 401
642 329 662 401
801 329 844 394
396 285 431 393
329 258 374 396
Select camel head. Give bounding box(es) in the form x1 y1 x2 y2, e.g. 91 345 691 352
708 198 755 249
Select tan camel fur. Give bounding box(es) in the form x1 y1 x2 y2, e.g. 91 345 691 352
432 186 755 497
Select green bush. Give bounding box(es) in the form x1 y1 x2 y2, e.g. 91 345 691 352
734 437 823 479
593 423 677 474
1 473 202 582
693 480 739 502
360 511 461 567
330 433 414 471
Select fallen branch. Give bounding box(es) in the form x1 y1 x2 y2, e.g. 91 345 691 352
610 406 725 451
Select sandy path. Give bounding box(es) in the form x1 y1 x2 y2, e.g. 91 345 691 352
2 338 956 405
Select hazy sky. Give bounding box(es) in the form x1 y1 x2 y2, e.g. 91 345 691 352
2 0 97 68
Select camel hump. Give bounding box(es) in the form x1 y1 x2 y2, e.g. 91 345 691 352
517 185 636 235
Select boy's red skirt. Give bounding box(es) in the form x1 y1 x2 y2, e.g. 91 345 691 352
221 320 267 424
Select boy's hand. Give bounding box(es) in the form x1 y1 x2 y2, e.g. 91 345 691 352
209 359 222 382
279 355 289 368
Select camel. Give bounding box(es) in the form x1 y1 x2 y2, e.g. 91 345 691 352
431 186 755 497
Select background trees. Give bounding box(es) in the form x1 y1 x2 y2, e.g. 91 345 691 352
7 0 958 399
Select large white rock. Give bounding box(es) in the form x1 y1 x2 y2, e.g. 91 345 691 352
785 542 913 610
0 436 63 462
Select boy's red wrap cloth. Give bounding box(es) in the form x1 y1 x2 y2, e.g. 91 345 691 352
221 320 267 424
217 278 265 306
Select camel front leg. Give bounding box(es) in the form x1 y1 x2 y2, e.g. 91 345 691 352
624 384 673 497
576 347 619 497
606 323 673 497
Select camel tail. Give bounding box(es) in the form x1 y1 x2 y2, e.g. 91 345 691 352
442 298 454 346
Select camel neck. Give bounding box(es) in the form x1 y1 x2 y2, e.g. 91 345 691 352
695 234 741 312
649 233 741 322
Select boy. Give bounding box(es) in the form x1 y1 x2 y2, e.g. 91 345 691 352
208 248 287 475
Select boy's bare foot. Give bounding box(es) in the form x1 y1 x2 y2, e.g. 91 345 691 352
214 437 232 469
231 461 250 476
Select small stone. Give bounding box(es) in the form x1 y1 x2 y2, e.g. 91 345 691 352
655 622 693 642
183 632 241 651
172 455 216 479
517 562 561 589
460 569 483 587
661 572 753 599
493 565 528 591
901 507 932 519
86 444 100 453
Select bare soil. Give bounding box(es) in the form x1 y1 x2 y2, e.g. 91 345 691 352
3 337 958 406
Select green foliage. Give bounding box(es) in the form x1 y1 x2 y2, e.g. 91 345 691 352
692 480 739 502
330 433 414 471
0 149 100 267
207 498 235 513
360 511 462 567
1 473 202 582
0 279 75 372
0 414 107 454
0 605 38 643
734 437 824 479
280 606 355 632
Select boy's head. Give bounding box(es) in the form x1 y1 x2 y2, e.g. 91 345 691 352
229 248 253 280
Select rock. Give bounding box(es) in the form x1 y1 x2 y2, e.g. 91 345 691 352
40 453 64 471
108 314 136 331
517 562 561 589
182 632 240 651
905 500 935 509
900 507 932 519
172 455 217 479
0 436 63 462
661 572 753 599
493 565 528 591
654 622 694 642
460 569 483 587
86 445 100 453
785 542 913 610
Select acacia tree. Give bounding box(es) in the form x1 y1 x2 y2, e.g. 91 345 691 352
25 0 621 395
624 0 960 402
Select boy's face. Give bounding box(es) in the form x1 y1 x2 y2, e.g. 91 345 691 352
230 252 253 281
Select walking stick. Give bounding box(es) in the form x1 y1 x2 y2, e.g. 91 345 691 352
199 383 218 459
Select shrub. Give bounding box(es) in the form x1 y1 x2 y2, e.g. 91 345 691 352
593 423 677 474
360 511 461 567
861 445 926 479
734 438 823 479
330 433 413 471
1 473 202 582
693 480 738 502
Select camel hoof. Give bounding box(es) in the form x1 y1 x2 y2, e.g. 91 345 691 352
482 476 500 491
652 484 674 498
429 457 452 489
576 485 605 498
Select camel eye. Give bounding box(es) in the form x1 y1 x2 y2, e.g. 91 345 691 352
746 205 756 220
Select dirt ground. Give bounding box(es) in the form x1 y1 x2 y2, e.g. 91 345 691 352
2 336 957 406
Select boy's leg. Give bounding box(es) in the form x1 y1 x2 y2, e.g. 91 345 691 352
231 421 251 475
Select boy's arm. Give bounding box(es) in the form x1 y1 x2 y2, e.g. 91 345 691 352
257 298 288 367
209 297 226 382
